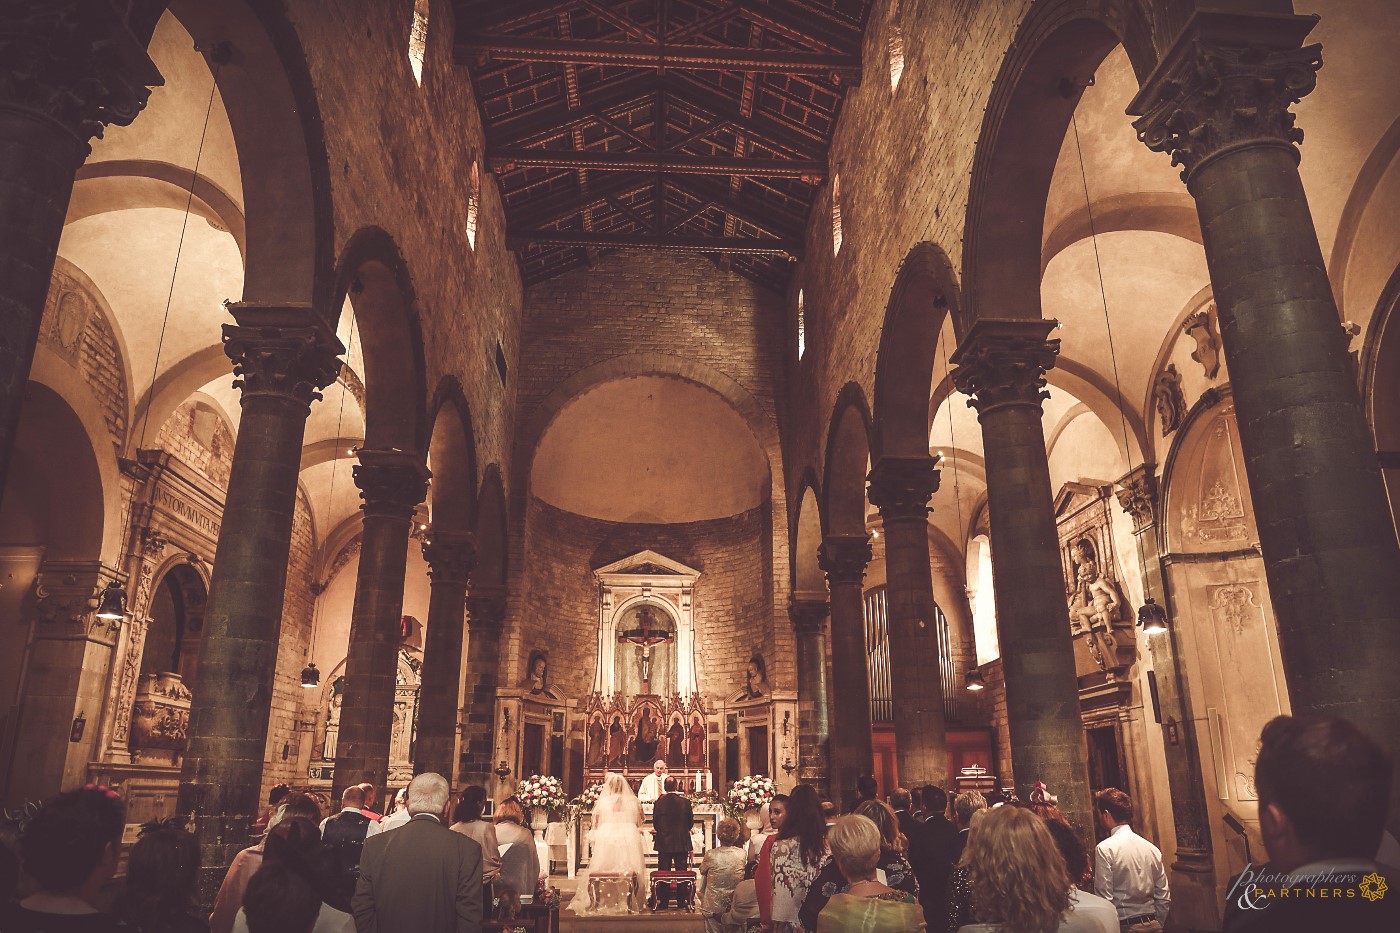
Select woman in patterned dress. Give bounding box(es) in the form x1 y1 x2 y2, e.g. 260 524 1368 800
700 819 748 933
799 800 919 930
815 814 926 933
760 784 829 933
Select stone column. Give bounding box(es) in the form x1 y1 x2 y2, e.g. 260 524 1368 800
789 597 830 796
950 318 1092 833
333 449 430 801
818 535 874 808
867 456 949 786
459 587 507 784
0 4 159 504
1116 465 1219 930
179 310 342 898
1131 11 1400 829
414 531 476 781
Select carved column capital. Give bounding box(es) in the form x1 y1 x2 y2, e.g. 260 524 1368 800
0 1 162 149
818 535 872 587
466 586 508 632
422 531 477 586
353 449 430 520
222 308 344 411
1115 464 1161 533
789 598 830 636
867 456 940 523
950 319 1059 417
1127 12 1322 187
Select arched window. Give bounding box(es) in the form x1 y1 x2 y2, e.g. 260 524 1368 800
888 0 906 90
408 0 430 86
969 534 1000 663
831 173 843 256
466 160 480 249
797 288 807 359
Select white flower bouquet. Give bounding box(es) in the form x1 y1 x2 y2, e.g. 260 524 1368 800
516 774 568 813
726 774 776 813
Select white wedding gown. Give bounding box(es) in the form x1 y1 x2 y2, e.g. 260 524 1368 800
567 774 647 915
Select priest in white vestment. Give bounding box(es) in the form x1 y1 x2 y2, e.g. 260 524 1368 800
638 760 668 802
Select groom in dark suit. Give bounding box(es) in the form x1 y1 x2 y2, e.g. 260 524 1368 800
651 777 694 909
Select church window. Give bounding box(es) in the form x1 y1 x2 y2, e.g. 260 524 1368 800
831 172 844 256
888 1 906 90
466 160 480 249
971 535 1001 663
797 289 807 359
408 0 430 86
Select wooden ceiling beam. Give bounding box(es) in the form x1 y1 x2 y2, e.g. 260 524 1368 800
506 230 802 256
454 0 577 34
489 149 826 177
511 173 655 229
459 35 861 77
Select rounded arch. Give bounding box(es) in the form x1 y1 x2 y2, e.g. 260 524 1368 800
962 0 1155 324
332 227 428 454
70 160 247 259
142 559 210 689
791 470 825 598
872 242 963 459
426 376 478 534
823 382 874 536
474 465 508 590
165 0 334 308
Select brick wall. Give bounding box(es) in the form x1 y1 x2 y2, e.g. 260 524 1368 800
155 400 235 488
519 497 772 702
511 251 793 692
262 483 317 799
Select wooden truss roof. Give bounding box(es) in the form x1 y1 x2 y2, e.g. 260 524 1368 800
455 0 872 291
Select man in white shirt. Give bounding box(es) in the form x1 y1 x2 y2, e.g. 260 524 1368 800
1093 787 1169 931
378 787 411 832
638 760 668 803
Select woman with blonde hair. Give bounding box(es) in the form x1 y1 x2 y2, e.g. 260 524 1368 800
954 805 1105 933
800 800 917 929
814 814 925 933
699 818 747 933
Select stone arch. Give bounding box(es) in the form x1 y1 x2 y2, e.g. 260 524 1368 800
791 471 825 599
872 242 963 459
70 160 247 260
962 0 1155 324
141 560 210 692
823 383 873 537
165 0 334 308
426 376 478 535
475 465 508 590
1359 262 1400 531
333 227 428 455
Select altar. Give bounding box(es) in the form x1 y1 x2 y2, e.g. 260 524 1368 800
567 799 726 878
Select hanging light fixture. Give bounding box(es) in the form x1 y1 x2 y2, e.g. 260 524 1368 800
300 661 321 689
1138 599 1169 635
964 669 986 692
93 581 128 620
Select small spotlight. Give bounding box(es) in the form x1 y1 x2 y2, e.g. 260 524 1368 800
1138 599 1169 635
94 581 127 620
300 662 320 688
965 669 987 692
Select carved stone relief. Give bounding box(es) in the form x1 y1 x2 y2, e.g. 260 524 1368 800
1155 363 1187 436
1055 484 1136 674
1182 304 1221 379
1180 407 1250 547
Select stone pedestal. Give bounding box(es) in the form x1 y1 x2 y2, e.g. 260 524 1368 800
951 318 1092 834
460 588 507 783
0 5 159 503
867 455 949 786
333 449 430 801
414 531 476 780
818 535 874 808
789 598 830 796
1130 11 1400 833
178 309 341 899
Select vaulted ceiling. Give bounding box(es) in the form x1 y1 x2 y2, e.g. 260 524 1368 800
455 0 872 291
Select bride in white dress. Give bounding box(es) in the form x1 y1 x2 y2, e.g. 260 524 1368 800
567 772 646 915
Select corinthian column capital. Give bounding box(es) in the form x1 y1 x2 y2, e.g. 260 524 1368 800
818 535 872 587
950 318 1059 417
353 448 430 520
788 598 830 636
422 531 477 586
1115 464 1161 534
1127 12 1322 187
867 456 940 523
221 305 344 411
466 587 507 632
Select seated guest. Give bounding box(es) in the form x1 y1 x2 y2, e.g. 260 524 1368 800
450 786 502 883
954 805 1103 933
1224 715 1400 933
232 818 353 933
0 786 126 932
699 819 746 933
815 814 925 933
493 797 540 899
1041 821 1117 933
121 822 206 933
721 878 761 932
800 800 918 930
211 794 322 933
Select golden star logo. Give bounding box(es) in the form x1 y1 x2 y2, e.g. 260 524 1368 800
1359 872 1388 902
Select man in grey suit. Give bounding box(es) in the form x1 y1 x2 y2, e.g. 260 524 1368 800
352 772 483 933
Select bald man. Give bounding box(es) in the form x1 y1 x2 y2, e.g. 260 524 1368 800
639 760 668 803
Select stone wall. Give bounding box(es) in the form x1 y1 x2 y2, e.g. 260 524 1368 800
262 483 318 800
519 497 772 703
156 401 235 488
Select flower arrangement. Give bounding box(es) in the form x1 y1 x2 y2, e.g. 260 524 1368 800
516 774 567 814
566 781 605 823
727 774 776 813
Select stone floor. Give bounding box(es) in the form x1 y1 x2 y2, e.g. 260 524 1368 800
553 876 704 933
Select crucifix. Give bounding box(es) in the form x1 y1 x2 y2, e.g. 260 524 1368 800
617 605 674 694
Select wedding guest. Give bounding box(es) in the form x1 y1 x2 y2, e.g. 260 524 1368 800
747 796 788 869
944 806 990 933
121 822 206 933
210 794 322 933
232 818 353 933
815 814 925 933
1042 820 1117 932
493 797 539 898
759 784 828 933
450 787 501 884
699 819 747 933
0 786 126 933
800 800 917 930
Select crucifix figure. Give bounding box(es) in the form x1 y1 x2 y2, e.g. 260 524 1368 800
617 605 674 694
